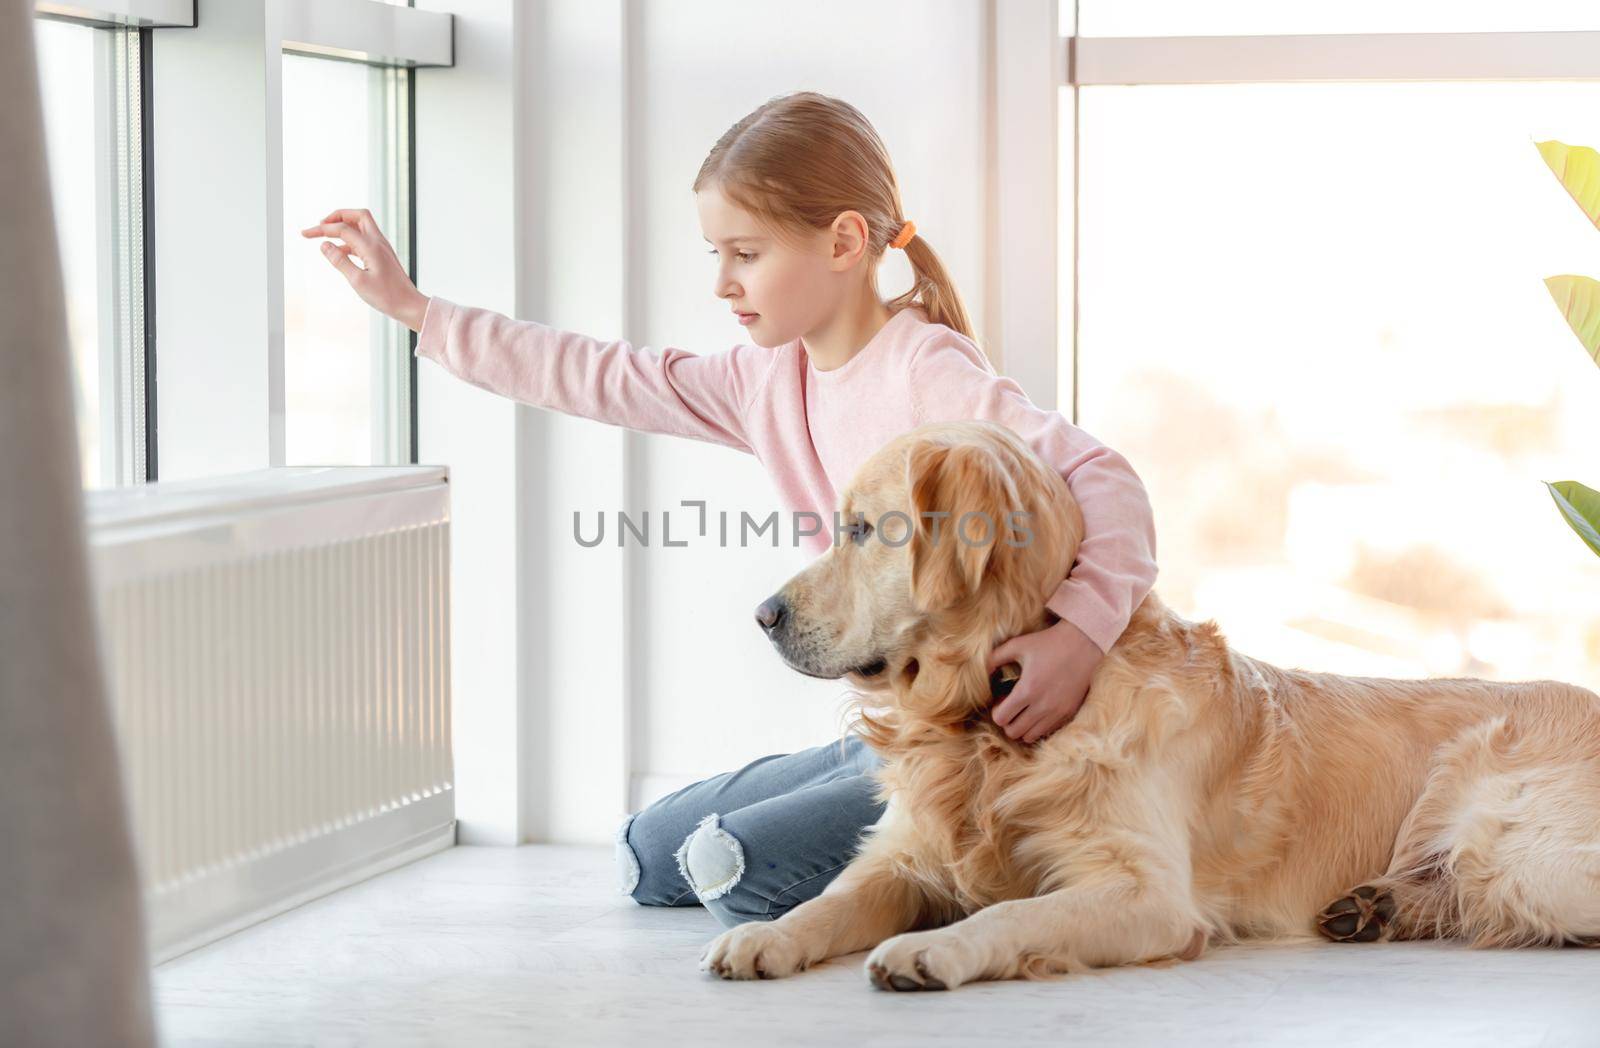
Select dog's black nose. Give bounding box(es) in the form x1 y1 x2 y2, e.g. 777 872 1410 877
754 595 786 633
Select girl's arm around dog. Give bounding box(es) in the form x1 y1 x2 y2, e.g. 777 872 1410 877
909 336 1159 655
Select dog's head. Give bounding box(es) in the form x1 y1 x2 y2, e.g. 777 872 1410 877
754 420 1084 736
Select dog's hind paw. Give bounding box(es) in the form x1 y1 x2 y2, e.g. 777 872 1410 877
1316 884 1396 943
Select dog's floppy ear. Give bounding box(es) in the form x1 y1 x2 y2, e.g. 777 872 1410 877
906 439 1019 611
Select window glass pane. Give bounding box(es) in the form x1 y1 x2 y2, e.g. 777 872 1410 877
1071 83 1600 690
35 19 103 488
282 54 376 466
282 55 412 467
1078 0 1600 37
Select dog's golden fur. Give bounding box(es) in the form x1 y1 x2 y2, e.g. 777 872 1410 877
701 420 1600 989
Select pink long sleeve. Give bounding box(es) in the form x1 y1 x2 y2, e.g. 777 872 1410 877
908 340 1159 654
415 296 775 453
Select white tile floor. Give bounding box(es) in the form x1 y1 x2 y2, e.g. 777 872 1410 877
153 844 1600 1047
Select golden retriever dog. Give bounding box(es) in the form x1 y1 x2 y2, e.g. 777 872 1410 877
699 419 1600 991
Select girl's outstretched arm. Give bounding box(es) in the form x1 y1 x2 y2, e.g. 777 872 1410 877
909 337 1158 656
417 296 773 453
300 210 769 451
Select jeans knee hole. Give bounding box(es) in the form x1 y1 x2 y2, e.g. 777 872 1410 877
675 812 747 903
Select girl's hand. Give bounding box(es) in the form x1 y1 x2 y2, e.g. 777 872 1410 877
986 618 1103 744
300 208 429 332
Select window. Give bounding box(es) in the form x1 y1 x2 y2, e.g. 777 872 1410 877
43 0 444 484
1066 80 1600 687
1074 0 1600 37
34 16 150 488
281 53 416 467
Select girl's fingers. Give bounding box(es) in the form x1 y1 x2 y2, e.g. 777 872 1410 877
310 222 386 268
300 220 341 240
1013 707 1050 744
316 207 379 235
991 692 1027 729
319 240 365 282
302 220 365 247
987 638 1020 673
302 208 384 240
321 240 363 269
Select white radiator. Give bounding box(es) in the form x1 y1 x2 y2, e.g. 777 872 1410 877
85 466 456 962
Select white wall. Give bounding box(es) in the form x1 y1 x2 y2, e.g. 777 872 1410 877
414 0 523 845
513 0 632 845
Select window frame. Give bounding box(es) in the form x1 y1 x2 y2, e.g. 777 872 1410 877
35 0 193 30
34 8 167 486
35 0 448 485
273 0 447 471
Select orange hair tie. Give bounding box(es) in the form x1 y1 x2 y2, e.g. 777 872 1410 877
889 219 917 250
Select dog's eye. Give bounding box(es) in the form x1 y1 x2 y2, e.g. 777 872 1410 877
850 519 874 546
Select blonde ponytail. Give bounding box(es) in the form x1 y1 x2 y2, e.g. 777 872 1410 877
886 231 976 345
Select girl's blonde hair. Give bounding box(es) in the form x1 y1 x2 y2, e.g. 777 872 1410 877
693 91 980 351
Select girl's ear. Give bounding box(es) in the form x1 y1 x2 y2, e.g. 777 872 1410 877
906 439 1017 611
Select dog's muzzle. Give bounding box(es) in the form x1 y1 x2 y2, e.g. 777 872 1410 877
753 593 886 679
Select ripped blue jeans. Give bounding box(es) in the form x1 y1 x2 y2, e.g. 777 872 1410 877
614 732 887 928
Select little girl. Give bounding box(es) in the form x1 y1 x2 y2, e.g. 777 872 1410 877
304 91 1158 930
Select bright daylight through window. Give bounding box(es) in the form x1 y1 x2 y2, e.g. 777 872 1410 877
1069 81 1600 693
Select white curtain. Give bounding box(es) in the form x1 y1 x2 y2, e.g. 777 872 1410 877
0 0 157 1043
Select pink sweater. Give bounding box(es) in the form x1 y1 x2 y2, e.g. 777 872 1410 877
415 298 1158 654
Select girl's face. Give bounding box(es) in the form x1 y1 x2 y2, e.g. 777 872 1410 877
697 186 847 348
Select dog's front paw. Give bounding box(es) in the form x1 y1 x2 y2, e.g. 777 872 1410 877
864 930 971 992
700 921 810 980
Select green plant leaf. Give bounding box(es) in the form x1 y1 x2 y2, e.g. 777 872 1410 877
1544 275 1600 365
1546 480 1600 558
1536 140 1600 231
